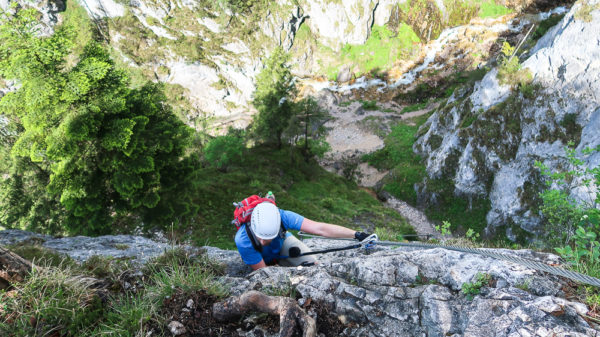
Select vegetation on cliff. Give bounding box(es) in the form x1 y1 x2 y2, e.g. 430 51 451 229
0 5 413 246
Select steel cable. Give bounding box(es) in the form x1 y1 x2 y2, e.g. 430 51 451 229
298 232 600 287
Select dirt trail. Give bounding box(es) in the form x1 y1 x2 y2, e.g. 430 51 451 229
315 92 439 238
385 197 441 240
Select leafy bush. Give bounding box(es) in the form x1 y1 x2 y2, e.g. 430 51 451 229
0 9 198 235
462 272 492 300
359 100 378 110
536 145 600 278
204 133 245 172
435 221 452 236
497 42 533 88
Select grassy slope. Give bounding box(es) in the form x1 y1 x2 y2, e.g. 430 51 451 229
191 146 414 249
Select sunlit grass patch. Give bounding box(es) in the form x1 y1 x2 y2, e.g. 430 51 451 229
477 1 512 18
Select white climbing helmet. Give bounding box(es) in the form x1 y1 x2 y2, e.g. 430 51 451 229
250 202 281 240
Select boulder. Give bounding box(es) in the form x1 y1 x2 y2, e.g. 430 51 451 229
336 66 353 83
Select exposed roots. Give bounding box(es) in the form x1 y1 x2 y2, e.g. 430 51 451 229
212 290 317 337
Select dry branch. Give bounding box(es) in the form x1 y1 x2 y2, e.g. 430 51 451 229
212 290 316 337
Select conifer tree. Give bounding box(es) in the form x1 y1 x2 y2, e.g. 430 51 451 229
251 47 296 149
0 8 197 234
285 97 330 162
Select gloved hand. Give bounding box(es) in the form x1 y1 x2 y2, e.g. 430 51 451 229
354 231 371 242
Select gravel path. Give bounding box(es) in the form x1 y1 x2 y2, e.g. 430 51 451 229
311 91 440 238
384 196 441 240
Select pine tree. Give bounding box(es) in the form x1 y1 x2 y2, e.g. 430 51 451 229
0 8 198 235
285 97 330 162
251 47 296 149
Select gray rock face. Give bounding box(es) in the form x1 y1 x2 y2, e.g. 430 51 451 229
260 0 307 51
300 0 379 51
0 229 172 263
526 2 600 102
218 238 596 337
414 3 600 239
1 229 595 335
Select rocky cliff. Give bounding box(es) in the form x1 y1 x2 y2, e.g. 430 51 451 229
1 229 597 336
1 0 595 245
413 0 600 241
1 0 544 129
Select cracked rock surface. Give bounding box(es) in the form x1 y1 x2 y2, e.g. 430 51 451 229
213 239 598 337
1 229 597 336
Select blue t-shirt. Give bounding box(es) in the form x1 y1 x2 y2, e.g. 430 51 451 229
235 209 304 265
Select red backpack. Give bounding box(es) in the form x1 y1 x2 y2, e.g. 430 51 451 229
232 193 284 253
231 193 277 230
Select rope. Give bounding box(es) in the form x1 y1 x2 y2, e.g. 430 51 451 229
298 232 600 288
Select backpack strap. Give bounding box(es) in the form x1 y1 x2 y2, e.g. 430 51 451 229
245 223 263 253
279 222 287 239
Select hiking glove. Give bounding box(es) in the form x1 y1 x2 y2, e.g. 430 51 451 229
354 231 371 242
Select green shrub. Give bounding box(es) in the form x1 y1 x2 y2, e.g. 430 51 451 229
536 145 600 279
360 100 379 110
0 10 198 235
401 102 427 114
204 133 245 172
497 42 533 88
462 272 492 300
519 82 535 98
435 221 452 236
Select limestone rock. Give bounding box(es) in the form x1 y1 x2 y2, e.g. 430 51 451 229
414 3 600 239
301 0 379 51
1 229 595 336
216 239 597 337
168 320 186 336
0 229 172 263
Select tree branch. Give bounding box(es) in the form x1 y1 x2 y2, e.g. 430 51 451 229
212 290 316 337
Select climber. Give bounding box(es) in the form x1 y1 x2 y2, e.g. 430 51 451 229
235 201 372 270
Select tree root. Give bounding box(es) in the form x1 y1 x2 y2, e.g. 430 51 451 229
0 247 33 290
212 290 316 337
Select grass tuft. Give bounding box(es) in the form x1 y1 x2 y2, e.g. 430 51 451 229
0 264 104 336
